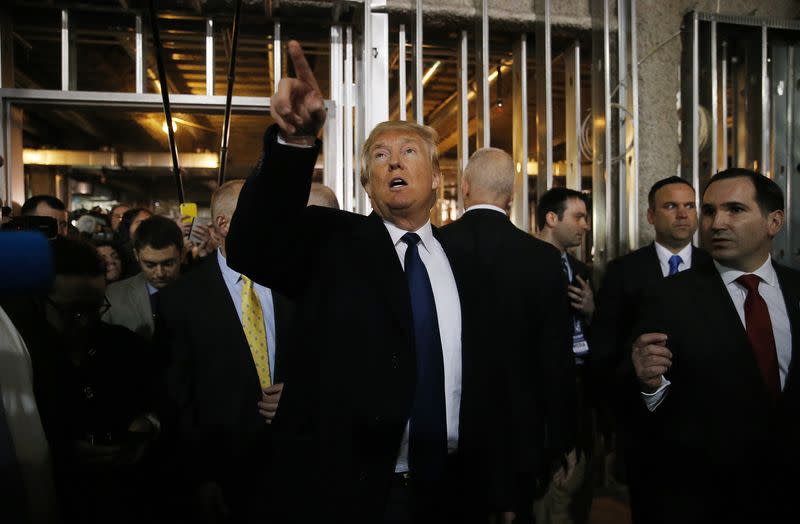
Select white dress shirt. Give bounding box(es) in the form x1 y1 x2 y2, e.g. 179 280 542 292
217 249 278 382
465 204 507 215
654 241 693 277
643 255 792 410
383 220 463 473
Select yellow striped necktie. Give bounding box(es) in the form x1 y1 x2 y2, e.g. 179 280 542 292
241 275 271 388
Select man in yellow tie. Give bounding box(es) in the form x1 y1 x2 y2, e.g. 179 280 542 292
156 180 294 523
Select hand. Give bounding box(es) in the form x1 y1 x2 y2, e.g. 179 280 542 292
271 41 326 140
568 275 594 317
632 333 672 393
258 382 285 424
74 439 123 468
552 448 577 488
176 214 193 237
192 223 218 257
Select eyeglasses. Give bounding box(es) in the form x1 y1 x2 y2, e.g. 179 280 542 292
46 296 111 323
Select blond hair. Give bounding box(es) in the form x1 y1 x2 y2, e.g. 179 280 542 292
359 120 440 187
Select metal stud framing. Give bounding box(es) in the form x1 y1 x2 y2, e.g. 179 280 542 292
475 0 490 149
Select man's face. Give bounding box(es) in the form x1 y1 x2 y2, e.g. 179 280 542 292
110 205 130 231
647 183 698 249
97 245 122 282
551 197 590 250
34 202 68 237
701 177 783 272
46 274 107 337
129 210 152 237
136 245 181 289
364 130 440 227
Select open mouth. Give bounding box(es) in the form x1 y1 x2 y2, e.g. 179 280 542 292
389 177 408 189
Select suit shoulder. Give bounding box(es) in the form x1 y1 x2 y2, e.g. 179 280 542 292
107 275 139 298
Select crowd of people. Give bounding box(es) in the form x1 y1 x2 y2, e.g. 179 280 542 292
1 40 798 524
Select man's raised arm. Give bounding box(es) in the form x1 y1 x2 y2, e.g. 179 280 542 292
226 41 327 294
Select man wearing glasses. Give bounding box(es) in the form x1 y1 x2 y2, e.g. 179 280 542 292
1 236 159 524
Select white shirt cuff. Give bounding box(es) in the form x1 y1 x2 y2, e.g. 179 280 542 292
276 134 315 148
641 376 671 411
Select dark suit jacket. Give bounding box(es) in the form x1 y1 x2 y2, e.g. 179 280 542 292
591 243 710 375
155 255 294 523
439 209 576 511
633 257 800 522
225 125 487 523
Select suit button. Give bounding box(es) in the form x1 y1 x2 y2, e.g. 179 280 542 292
359 471 368 481
374 415 382 423
391 353 400 369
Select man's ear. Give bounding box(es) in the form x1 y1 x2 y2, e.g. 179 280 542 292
461 178 470 200
431 168 441 191
647 207 655 225
215 215 230 237
767 209 785 238
546 210 559 228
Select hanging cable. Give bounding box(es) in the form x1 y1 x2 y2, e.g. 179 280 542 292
218 0 243 186
148 0 185 204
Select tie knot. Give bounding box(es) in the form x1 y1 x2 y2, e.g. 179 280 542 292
401 232 421 247
668 254 683 273
241 275 253 287
736 274 762 292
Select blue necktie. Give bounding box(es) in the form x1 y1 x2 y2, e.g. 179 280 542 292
401 232 447 483
668 255 683 276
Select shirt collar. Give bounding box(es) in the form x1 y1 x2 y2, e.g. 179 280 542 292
465 204 507 216
217 248 244 287
654 241 693 268
714 255 778 288
383 219 434 255
145 282 159 295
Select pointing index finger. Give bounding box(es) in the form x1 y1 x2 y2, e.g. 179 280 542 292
287 40 321 93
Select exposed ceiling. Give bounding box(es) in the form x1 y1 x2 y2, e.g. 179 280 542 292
6 0 594 206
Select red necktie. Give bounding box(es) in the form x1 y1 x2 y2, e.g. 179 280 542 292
736 274 781 397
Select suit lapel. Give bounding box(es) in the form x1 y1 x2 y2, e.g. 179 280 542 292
131 273 153 331
645 243 663 281
774 263 800 391
205 258 263 393
352 212 413 341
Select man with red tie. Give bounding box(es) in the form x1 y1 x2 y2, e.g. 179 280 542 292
631 168 800 523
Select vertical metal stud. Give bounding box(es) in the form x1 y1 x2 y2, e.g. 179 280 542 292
344 25 355 213
512 33 529 232
61 9 75 91
790 46 800 267
414 0 423 124
399 24 406 121
617 0 628 252
135 15 145 94
720 41 728 170
565 42 581 191
690 13 700 193
591 0 614 268
535 0 553 201
771 43 789 262
206 18 215 97
273 20 281 95
628 0 640 248
761 25 770 176
326 25 344 205
456 30 469 213
475 0 490 148
710 20 718 177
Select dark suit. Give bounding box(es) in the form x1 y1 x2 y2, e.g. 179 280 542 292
155 255 293 523
225 125 488 523
439 208 576 514
633 257 800 523
590 243 711 522
591 243 711 376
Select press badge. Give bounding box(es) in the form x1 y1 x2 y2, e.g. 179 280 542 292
572 319 590 357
